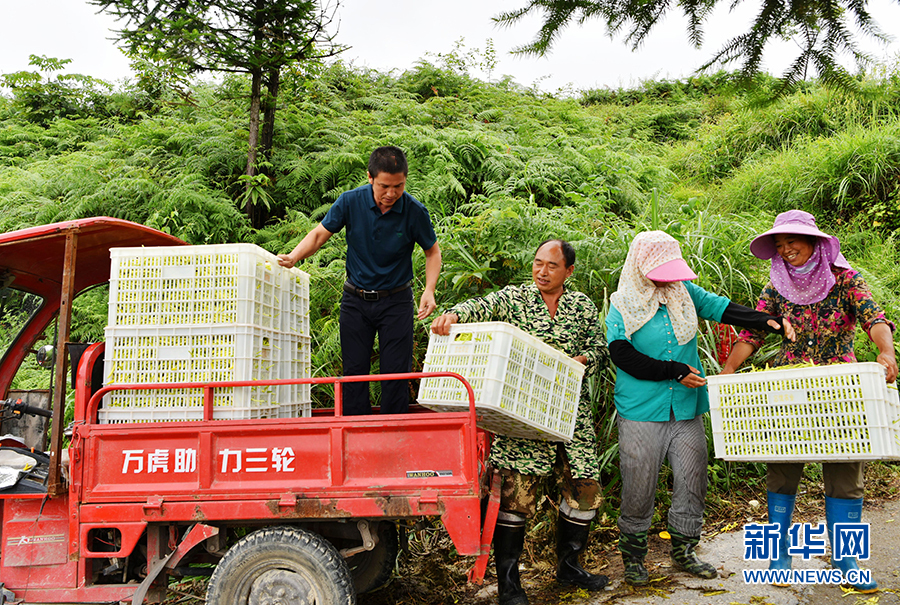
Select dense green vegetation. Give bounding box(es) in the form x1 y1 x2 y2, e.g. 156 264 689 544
86 0 343 227
3 50 900 517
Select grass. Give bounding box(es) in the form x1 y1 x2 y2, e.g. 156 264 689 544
5 58 900 604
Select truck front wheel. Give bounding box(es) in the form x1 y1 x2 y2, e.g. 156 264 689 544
206 526 355 605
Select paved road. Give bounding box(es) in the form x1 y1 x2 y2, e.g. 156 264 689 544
594 497 900 605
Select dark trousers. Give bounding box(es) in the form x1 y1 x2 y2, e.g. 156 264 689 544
339 287 414 415
768 462 865 500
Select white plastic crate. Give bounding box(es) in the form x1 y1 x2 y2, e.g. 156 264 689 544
707 362 900 462
418 322 584 442
279 334 312 418
278 402 312 419
98 404 280 424
108 244 283 330
101 324 281 422
283 269 310 337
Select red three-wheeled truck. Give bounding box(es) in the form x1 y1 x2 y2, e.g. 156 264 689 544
0 217 498 604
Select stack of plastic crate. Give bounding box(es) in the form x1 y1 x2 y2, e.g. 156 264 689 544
101 244 311 423
707 362 900 462
278 269 311 417
418 322 585 442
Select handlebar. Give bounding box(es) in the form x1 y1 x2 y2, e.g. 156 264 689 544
1 398 53 418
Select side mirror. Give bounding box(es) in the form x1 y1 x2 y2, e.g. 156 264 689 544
35 344 55 369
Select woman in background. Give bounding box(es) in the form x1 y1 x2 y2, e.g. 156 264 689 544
722 210 897 593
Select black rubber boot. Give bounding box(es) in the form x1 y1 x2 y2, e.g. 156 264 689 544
556 513 609 591
494 518 529 605
669 528 717 579
619 531 650 587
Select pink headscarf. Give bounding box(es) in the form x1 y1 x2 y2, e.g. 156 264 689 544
750 210 852 305
610 231 698 345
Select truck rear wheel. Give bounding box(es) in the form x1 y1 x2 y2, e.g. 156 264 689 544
347 521 399 594
206 526 355 605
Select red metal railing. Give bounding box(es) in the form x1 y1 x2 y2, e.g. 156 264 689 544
84 371 480 483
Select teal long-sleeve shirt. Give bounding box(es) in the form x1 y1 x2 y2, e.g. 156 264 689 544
605 281 730 422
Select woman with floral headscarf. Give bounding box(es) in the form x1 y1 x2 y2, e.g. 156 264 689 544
607 231 793 587
722 210 897 593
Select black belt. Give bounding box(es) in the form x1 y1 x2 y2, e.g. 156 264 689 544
343 281 411 301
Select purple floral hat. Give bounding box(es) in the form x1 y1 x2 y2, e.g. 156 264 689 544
749 210 839 260
750 210 851 305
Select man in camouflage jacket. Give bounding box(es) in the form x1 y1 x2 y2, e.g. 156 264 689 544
431 239 610 605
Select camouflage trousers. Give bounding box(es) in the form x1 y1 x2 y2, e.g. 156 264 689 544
488 395 600 479
496 445 603 518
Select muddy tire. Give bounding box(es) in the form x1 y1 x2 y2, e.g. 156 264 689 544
206 526 355 605
347 522 399 594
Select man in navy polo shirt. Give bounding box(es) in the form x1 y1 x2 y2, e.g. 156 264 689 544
278 146 441 415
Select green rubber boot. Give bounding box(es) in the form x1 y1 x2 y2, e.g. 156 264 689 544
619 531 650 587
669 528 717 579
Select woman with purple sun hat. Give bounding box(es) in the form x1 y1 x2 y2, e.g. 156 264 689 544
722 209 898 593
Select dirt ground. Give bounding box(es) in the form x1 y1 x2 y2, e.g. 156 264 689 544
161 464 900 605
358 464 900 605
357 516 727 605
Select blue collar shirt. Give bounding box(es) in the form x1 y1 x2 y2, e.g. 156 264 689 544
321 184 437 291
